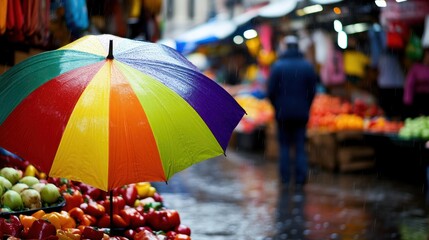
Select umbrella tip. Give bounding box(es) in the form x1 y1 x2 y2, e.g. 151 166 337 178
107 40 114 60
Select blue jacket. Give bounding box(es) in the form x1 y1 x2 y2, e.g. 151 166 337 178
267 49 318 121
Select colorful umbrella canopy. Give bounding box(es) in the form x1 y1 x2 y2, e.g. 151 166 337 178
0 34 245 191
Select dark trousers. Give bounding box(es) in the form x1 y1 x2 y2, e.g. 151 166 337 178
378 87 403 119
276 119 308 185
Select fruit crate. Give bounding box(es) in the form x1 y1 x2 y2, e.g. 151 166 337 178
307 130 375 172
307 130 337 171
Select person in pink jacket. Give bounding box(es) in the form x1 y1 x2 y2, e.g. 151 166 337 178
403 48 429 117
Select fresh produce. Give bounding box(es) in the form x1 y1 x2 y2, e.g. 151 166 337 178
11 183 29 193
0 215 23 237
308 94 384 131
0 176 12 189
40 183 61 204
0 158 192 239
24 219 57 239
234 95 275 133
1 190 24 211
0 167 20 185
32 182 46 193
398 116 429 140
19 176 39 187
364 117 403 133
20 189 42 209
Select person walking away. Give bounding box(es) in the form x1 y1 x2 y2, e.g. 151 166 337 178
403 48 429 117
377 48 405 120
267 35 318 187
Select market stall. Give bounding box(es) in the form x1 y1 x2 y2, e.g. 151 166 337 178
0 151 192 239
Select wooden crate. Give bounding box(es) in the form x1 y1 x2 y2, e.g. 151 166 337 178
307 131 337 171
307 130 376 172
337 146 375 172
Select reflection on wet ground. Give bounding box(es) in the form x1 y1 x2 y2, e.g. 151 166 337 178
153 149 429 240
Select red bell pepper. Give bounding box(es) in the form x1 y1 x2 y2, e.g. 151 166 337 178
80 201 105 218
79 184 102 201
100 196 126 214
134 229 158 240
81 227 104 240
174 234 191 240
118 184 138 206
124 229 136 239
63 189 84 211
25 219 57 240
119 208 146 228
174 224 191 236
96 214 110 228
146 209 181 231
165 231 177 240
153 192 163 203
0 215 23 237
112 214 128 228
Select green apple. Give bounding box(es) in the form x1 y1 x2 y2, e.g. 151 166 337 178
40 183 61 204
0 167 20 185
0 176 12 190
11 183 29 193
1 190 24 210
19 176 39 187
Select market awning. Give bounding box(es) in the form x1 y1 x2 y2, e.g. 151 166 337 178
310 0 343 4
258 0 298 18
172 0 302 54
175 19 237 54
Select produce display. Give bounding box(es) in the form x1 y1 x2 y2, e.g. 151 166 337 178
398 116 429 140
234 94 274 133
0 158 192 240
364 117 404 134
308 94 402 133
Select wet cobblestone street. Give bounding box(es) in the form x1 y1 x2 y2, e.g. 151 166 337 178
153 149 429 240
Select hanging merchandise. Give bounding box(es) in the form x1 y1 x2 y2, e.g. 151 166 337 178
320 36 345 86
422 15 429 48
129 0 142 21
64 0 89 38
386 21 409 49
36 0 51 46
22 0 40 37
143 0 162 15
5 0 24 42
368 25 386 68
406 32 423 61
105 0 126 37
0 0 7 34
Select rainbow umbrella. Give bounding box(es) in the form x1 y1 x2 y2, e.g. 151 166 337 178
0 34 245 192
